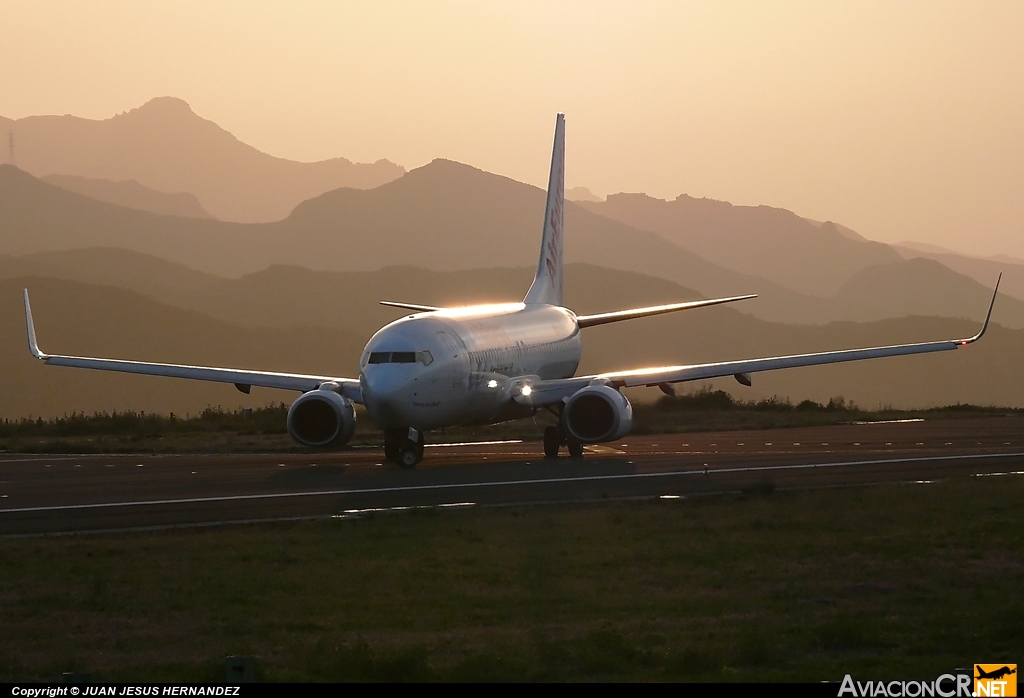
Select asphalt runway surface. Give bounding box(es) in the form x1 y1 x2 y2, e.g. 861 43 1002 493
2 417 1023 536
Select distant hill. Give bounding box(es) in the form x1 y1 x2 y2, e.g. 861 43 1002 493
1 97 404 222
0 165 261 270
805 217 867 242
2 247 1019 346
578 193 901 297
832 258 1024 326
0 249 761 337
895 241 1024 264
2 274 1021 418
0 277 364 419
894 243 1024 303
0 248 221 300
96 262 731 340
42 174 214 219
566 186 602 202
279 159 810 303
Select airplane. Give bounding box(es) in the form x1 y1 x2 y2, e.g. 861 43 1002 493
22 114 1001 468
976 666 1016 681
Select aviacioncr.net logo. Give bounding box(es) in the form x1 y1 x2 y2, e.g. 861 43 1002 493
974 664 1017 697
839 673 973 697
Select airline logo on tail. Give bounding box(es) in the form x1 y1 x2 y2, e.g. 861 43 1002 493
544 125 565 293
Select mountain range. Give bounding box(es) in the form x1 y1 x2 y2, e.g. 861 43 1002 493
578 192 901 297
42 174 213 219
1 97 404 222
1 98 1021 417
2 248 1021 337
1 164 1019 328
6 97 1018 307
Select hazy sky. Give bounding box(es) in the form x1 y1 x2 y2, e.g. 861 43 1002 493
3 2 1023 258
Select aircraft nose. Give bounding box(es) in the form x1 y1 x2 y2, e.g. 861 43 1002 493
361 367 414 427
362 365 411 398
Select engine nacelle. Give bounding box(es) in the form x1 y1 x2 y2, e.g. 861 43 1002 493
287 386 356 448
562 383 633 443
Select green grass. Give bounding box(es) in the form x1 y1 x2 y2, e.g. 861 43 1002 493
629 389 1023 434
1 390 1019 453
1 475 1021 681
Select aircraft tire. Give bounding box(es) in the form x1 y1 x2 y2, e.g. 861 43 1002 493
398 444 421 468
396 435 425 468
543 427 562 458
567 438 584 458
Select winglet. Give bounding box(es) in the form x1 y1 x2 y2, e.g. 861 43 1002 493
960 273 1001 345
23 289 47 359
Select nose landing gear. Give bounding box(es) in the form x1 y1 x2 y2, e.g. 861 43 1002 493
384 428 425 468
543 426 584 459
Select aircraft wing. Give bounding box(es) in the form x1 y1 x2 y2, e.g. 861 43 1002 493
23 290 363 402
517 275 1000 407
576 294 756 328
379 301 444 313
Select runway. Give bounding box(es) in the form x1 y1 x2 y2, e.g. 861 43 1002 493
2 416 1023 536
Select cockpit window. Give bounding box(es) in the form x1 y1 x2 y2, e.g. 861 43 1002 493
367 351 434 365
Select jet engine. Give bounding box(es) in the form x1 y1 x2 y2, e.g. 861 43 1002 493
286 385 356 448
562 382 633 443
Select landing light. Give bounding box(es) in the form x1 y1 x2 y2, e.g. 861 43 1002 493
521 385 532 396
487 379 498 389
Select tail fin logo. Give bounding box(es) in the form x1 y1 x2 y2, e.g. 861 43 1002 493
544 135 564 291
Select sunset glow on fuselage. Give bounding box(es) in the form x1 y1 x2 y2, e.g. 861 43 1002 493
360 303 581 430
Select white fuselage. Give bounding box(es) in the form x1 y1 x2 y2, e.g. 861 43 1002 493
360 303 582 430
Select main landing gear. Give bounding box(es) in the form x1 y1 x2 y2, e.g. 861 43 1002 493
543 425 584 459
384 428 425 468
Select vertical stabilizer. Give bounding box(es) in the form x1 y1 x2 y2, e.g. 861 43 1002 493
524 114 565 306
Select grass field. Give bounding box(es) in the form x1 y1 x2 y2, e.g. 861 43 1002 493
1 475 1021 682
0 392 1018 453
